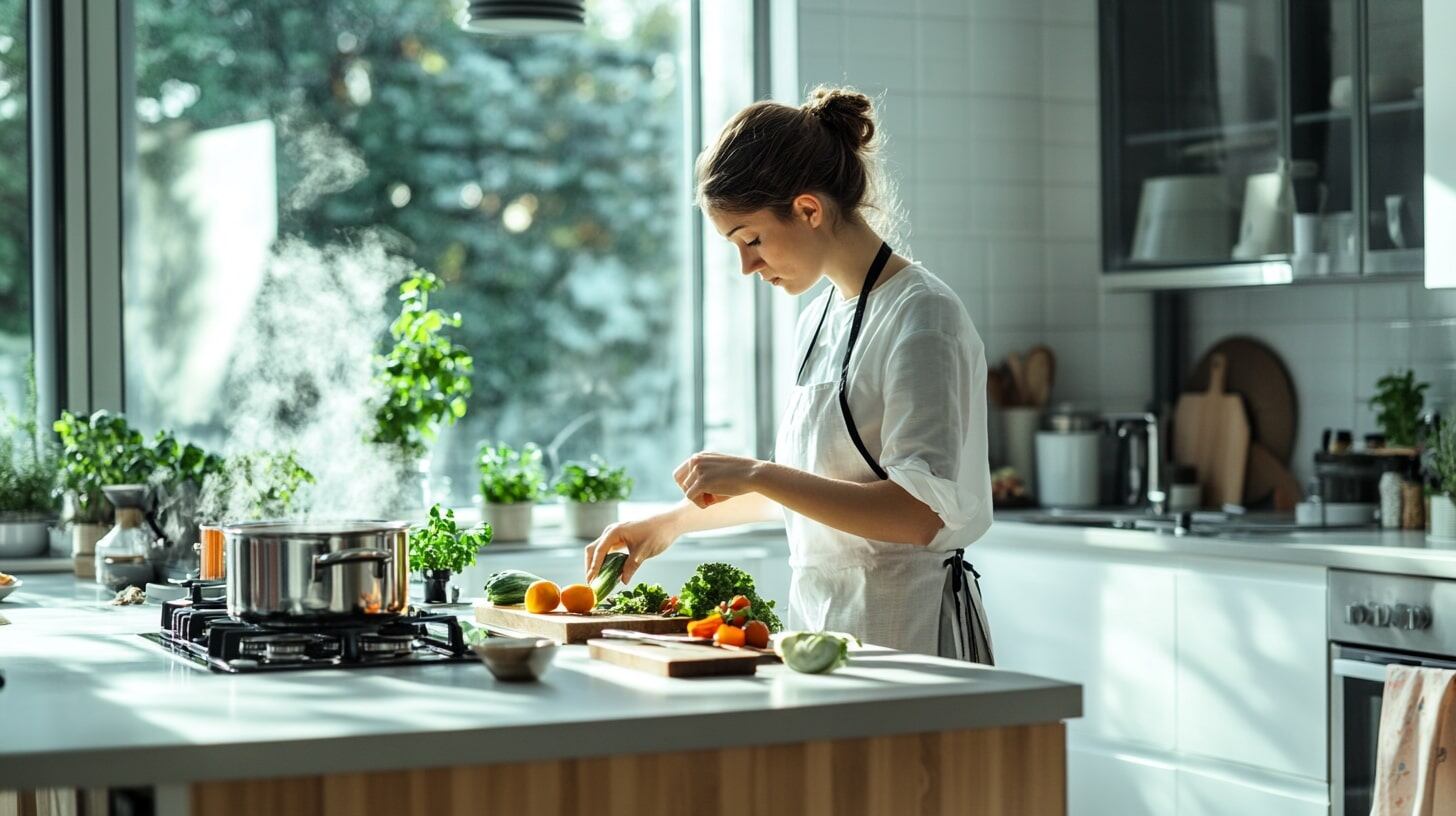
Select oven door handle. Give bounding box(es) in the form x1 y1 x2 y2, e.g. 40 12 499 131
1333 658 1393 683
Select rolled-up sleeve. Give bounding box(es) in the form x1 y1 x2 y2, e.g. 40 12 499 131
879 328 990 549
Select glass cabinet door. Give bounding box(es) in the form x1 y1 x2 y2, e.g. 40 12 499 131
1103 0 1285 273
1288 0 1359 278
1363 0 1423 274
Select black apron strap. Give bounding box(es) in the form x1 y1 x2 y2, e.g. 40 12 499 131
943 549 995 665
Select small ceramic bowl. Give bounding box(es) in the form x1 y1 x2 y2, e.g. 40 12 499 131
0 578 22 602
471 637 557 682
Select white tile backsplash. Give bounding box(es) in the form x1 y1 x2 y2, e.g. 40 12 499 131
800 3 1148 412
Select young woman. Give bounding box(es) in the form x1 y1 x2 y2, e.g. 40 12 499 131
585 86 994 662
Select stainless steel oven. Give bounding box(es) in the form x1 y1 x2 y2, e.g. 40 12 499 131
1329 570 1456 816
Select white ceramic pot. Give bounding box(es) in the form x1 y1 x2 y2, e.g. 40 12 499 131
0 518 50 558
1035 431 1100 508
482 502 534 543
564 501 618 540
1430 495 1456 541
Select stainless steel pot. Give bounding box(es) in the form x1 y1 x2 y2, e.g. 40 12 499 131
222 521 410 627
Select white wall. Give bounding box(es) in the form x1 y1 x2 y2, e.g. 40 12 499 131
797 0 1153 414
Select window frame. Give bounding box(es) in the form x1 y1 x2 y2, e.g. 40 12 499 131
36 0 800 488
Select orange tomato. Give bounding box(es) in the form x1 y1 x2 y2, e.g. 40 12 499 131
560 583 595 614
714 624 747 647
524 580 561 614
743 620 770 649
686 613 723 639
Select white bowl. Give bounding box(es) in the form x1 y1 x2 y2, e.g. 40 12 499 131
471 637 557 681
0 578 23 602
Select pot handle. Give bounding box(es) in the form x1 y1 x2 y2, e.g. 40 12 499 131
314 548 390 579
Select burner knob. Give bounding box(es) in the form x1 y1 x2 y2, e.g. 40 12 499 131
1369 604 1393 627
1396 604 1432 631
1345 603 1371 625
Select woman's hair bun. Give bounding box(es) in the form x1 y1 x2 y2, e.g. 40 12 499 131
803 86 875 150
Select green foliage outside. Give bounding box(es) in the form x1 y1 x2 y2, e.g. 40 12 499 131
409 502 492 574
1433 417 1456 499
0 0 29 340
1370 369 1429 449
128 0 691 500
477 442 546 504
371 270 473 460
553 455 632 503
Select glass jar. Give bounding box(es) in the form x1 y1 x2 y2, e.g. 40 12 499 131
95 506 157 591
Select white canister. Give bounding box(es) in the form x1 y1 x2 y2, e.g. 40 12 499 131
1035 430 1101 508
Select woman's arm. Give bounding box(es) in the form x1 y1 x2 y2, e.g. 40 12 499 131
660 492 780 538
585 492 780 583
676 453 943 547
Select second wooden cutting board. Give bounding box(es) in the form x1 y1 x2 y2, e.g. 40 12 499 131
587 638 759 677
474 603 688 644
1173 353 1251 508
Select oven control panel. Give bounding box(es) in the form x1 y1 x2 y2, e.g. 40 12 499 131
1330 570 1454 653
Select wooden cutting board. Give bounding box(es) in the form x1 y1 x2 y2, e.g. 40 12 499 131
1174 353 1251 508
587 638 759 677
474 602 688 644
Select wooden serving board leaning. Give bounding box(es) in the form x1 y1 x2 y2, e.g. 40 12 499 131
473 602 688 644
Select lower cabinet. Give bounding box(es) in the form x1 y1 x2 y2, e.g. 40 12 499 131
973 526 1330 816
1068 748 1176 816
1175 764 1330 816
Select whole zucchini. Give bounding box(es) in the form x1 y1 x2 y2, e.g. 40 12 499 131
592 552 628 604
483 569 546 605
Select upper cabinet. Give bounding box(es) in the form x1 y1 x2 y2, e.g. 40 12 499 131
1099 0 1425 290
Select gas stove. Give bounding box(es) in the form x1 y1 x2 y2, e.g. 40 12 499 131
141 581 476 673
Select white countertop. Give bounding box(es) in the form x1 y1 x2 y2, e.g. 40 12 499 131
991 514 1456 578
0 574 1081 790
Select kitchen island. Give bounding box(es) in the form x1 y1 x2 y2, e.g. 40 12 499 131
0 574 1081 816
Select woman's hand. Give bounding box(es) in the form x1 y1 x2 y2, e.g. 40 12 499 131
674 452 766 509
585 516 678 585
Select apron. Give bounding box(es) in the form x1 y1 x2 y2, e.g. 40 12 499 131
775 243 995 663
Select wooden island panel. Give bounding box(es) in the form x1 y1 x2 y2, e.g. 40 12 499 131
192 722 1066 816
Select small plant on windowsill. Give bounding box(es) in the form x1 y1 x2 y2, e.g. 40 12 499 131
1370 369 1429 451
477 442 546 543
409 503 492 604
0 384 60 557
553 456 633 540
370 271 474 508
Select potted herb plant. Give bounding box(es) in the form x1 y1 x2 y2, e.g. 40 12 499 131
553 456 633 540
1370 369 1429 450
0 407 59 558
476 442 546 542
1431 416 1456 541
53 411 155 562
370 271 474 509
409 503 492 603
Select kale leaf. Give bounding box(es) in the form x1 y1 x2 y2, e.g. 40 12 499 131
678 562 781 632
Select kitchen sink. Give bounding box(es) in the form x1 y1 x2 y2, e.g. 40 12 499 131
1011 509 1158 529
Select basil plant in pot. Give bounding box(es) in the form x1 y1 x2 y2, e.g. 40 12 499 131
409 503 492 603
370 271 473 511
554 456 634 540
1370 369 1429 450
476 442 545 542
0 412 59 558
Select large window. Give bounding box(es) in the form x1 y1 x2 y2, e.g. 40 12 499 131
123 0 708 504
0 0 28 414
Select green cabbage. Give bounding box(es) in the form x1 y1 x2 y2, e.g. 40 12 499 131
774 631 859 674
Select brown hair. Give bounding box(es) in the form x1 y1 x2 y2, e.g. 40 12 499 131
695 85 900 235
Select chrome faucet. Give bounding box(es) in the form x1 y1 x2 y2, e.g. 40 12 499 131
1104 412 1166 515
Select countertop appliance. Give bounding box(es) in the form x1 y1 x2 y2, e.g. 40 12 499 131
142 581 474 673
1329 569 1456 816
1036 408 1101 509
